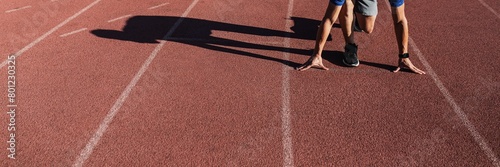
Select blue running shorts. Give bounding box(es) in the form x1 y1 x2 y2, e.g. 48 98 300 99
329 0 404 8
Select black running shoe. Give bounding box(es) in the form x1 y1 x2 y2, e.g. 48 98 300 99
343 43 359 67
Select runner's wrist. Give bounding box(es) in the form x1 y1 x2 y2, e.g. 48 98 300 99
399 53 409 58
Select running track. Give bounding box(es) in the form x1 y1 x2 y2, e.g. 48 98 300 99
0 0 499 166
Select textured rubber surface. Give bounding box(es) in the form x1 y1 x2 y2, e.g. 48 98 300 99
0 0 498 166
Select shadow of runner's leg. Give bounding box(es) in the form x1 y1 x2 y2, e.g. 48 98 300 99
183 41 302 68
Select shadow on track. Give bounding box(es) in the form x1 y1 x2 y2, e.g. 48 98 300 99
91 15 393 71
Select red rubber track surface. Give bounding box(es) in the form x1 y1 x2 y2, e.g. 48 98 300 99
0 0 498 166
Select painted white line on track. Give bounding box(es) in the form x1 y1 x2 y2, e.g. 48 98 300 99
5 5 32 13
281 0 294 166
384 1 500 166
477 0 500 19
148 2 169 10
107 14 131 23
409 37 500 167
60 28 88 37
72 0 200 166
0 0 102 69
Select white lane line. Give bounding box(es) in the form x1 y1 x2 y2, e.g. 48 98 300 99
148 2 169 10
384 1 500 166
72 0 200 166
477 0 500 19
107 14 131 23
409 37 500 167
281 0 294 166
0 0 102 69
5 5 32 13
60 28 88 37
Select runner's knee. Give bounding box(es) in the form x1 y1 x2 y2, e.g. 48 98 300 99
355 13 376 34
363 17 376 34
364 26 374 34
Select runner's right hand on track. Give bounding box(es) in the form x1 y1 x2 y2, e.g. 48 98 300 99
296 55 329 71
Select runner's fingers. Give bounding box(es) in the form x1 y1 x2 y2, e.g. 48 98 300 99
297 63 329 71
393 67 401 73
319 64 329 70
411 66 426 74
296 60 312 70
297 65 312 71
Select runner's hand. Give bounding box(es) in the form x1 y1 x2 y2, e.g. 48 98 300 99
296 55 329 71
393 58 426 74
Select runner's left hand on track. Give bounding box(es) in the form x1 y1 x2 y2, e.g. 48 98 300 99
296 55 329 71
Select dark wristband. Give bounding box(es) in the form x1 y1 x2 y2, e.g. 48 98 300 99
399 53 409 58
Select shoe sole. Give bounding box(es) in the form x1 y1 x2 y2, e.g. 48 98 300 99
343 59 359 67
